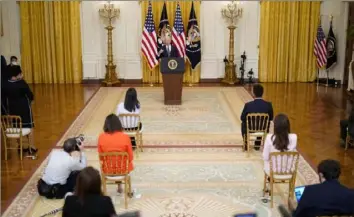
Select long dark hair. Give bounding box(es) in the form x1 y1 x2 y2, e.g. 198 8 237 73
75 167 103 203
124 88 140 112
272 114 290 152
103 114 123 133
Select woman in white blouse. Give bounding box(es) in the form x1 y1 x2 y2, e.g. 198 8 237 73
116 88 141 148
262 113 297 176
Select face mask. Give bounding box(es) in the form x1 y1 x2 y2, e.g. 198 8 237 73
11 61 18 65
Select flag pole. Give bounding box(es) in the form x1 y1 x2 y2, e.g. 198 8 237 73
188 65 193 87
149 69 154 87
326 69 329 87
317 67 319 91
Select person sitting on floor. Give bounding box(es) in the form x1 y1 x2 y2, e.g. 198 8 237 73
240 84 274 150
62 166 117 217
289 159 354 217
116 87 142 149
98 114 134 194
262 113 297 193
339 108 354 148
37 138 87 199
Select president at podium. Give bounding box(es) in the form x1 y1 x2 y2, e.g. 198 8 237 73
157 35 185 105
156 36 179 59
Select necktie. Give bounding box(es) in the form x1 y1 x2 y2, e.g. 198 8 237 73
168 46 170 56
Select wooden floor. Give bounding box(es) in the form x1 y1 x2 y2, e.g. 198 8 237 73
1 83 354 212
1 84 99 212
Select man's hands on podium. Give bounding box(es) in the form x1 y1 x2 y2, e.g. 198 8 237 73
158 49 164 56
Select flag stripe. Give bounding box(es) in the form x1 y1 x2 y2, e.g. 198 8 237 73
141 2 158 69
172 30 185 57
172 3 186 58
314 24 327 68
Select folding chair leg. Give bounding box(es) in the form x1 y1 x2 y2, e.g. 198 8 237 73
139 133 143 153
4 139 8 161
263 173 268 197
128 176 132 194
102 177 107 195
19 138 23 160
135 137 140 158
270 178 274 208
124 177 128 209
262 174 267 197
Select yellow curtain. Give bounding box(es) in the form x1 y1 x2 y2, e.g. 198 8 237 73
19 2 82 84
259 2 320 82
141 1 201 84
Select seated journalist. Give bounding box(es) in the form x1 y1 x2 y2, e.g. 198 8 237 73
289 159 354 217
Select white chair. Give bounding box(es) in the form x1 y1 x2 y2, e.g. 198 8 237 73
118 114 143 156
1 115 32 160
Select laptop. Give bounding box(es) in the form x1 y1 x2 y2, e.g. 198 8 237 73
294 186 306 202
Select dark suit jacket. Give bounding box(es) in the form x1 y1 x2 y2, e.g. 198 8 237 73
1 55 8 83
62 195 116 217
156 44 179 59
293 180 354 217
240 98 274 134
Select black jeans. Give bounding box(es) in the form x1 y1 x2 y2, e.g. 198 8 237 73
124 123 142 148
340 119 348 140
37 171 80 199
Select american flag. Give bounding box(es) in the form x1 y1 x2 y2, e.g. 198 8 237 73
314 24 327 68
141 2 158 69
172 3 186 58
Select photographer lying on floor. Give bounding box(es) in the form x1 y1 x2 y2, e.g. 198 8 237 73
37 136 87 199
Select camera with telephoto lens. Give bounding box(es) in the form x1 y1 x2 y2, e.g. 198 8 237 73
74 134 85 151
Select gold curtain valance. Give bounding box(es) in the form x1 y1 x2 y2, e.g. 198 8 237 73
141 1 201 84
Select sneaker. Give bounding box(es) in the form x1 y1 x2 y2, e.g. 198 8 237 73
64 192 73 199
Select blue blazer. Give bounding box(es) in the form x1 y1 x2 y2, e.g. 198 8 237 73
294 180 354 217
240 98 273 134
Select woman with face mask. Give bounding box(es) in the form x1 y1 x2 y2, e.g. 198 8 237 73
9 56 18 66
3 65 38 154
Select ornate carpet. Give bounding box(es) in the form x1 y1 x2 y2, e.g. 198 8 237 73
2 87 318 217
55 87 253 147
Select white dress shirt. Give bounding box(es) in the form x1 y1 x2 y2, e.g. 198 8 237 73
262 133 297 175
116 102 140 128
42 150 87 185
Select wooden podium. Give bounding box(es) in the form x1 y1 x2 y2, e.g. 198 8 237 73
160 57 185 105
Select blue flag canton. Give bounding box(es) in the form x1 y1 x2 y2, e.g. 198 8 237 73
145 4 155 33
317 25 325 41
174 5 184 35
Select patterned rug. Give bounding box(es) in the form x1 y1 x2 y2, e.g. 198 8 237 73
55 87 253 147
2 87 317 217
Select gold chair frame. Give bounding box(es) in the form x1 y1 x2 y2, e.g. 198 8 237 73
118 114 143 156
262 151 300 208
1 115 31 160
345 130 353 151
99 152 132 209
245 113 270 156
